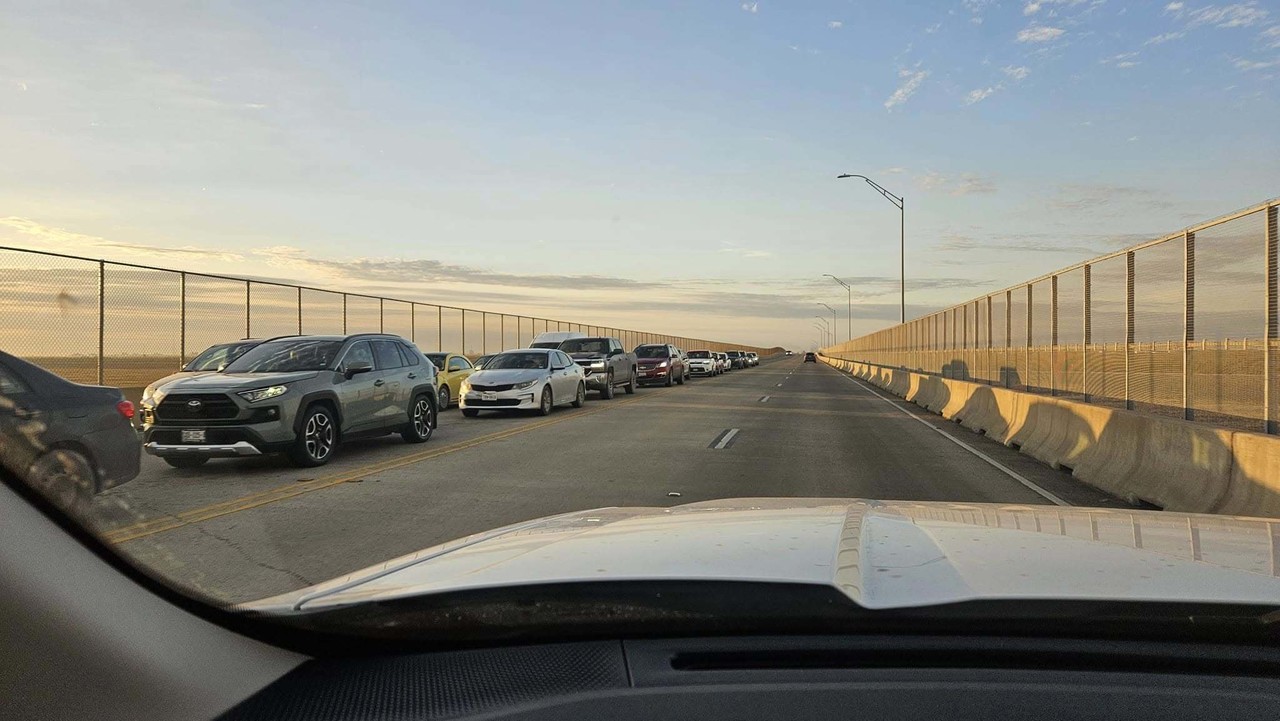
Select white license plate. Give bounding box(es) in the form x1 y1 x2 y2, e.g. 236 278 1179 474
481 391 497 401
181 429 206 443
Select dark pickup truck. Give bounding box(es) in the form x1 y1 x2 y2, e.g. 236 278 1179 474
557 337 638 399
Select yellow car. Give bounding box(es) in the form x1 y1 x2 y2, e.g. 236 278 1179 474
425 353 475 409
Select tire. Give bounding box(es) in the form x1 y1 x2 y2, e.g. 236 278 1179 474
624 367 636 394
676 368 686 385
438 385 450 410
288 404 338 467
538 386 553 416
462 408 479 418
164 456 209 469
572 382 586 408
400 393 435 443
28 449 95 516
663 370 674 387
600 371 615 399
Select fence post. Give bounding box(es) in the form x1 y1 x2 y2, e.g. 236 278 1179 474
297 286 303 334
1025 285 1032 391
1125 251 1135 411
1184 231 1195 421
379 298 384 333
1267 204 1278 434
410 304 416 343
1050 275 1058 396
179 272 186 363
342 294 347 334
437 306 442 351
97 260 105 385
1083 264 1091 402
244 280 251 338
460 310 465 354
482 313 487 355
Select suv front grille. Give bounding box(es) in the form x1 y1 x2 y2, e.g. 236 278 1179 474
157 393 240 420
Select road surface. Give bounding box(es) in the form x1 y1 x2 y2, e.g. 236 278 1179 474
87 356 1124 603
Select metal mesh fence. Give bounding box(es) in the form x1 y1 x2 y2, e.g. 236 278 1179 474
821 198 1280 435
1 248 778 399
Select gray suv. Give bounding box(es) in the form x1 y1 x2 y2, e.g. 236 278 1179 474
140 334 438 468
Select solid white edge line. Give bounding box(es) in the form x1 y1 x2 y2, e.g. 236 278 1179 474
714 428 740 449
759 396 770 403
837 371 1071 507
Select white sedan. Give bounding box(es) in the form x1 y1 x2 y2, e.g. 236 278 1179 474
459 349 586 417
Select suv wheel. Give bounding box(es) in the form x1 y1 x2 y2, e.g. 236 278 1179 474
600 371 615 399
675 367 686 385
438 385 450 410
624 368 636 394
538 386 553 416
289 404 337 467
401 393 435 444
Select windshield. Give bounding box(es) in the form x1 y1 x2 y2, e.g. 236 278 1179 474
182 342 258 371
483 352 549 370
222 340 344 373
5 1 1280 650
559 338 609 354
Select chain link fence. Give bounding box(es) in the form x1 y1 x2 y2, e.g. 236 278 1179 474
0 248 780 398
823 198 1280 434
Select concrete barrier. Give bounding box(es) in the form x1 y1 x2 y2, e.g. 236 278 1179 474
1216 431 1280 518
820 356 1257 516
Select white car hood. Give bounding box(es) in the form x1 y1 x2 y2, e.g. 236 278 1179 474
467 368 547 385
244 498 1280 612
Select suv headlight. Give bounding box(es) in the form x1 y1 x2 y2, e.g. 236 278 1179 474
657 360 669 368
237 385 288 403
513 379 538 390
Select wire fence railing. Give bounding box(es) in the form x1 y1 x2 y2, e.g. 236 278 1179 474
822 197 1280 435
0 246 781 392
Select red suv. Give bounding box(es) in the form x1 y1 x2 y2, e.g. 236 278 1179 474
634 344 687 386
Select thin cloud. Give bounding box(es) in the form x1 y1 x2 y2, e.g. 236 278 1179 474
1164 2 1184 11
925 22 942 33
884 68 929 110
741 2 758 13
1100 51 1141 67
1002 65 1031 80
827 20 843 28
1017 25 1065 42
1049 184 1178 212
1145 31 1187 44
1024 1 1042 15
1180 2 1269 29
1261 25 1280 47
1232 57 1280 69
0 217 246 262
963 86 1000 105
917 172 997 195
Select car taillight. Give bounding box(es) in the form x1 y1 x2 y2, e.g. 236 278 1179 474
116 400 135 420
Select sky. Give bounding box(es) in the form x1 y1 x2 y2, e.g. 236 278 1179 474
1 0 1278 351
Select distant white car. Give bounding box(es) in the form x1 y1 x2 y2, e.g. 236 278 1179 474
746 352 759 367
714 352 731 373
460 349 586 417
686 350 718 376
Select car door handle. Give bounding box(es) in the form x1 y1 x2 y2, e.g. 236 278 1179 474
373 379 385 387
407 373 417 379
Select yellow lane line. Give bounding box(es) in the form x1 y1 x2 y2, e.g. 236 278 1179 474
105 388 676 545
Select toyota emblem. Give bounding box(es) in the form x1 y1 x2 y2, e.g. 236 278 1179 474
187 399 202 409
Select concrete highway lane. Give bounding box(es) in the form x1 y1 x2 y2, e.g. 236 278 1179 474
92 356 1123 604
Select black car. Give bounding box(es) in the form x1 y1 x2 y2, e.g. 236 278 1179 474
0 350 141 514
804 352 817 363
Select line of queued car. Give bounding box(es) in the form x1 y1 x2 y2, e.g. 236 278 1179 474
0 331 765 512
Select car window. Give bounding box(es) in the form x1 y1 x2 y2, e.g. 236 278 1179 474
396 344 421 367
448 356 471 372
372 340 404 370
224 340 346 373
342 341 375 370
183 342 257 371
485 352 549 370
635 345 669 359
559 338 609 354
0 362 29 395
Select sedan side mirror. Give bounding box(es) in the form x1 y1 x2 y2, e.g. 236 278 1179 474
344 360 373 379
608 348 622 356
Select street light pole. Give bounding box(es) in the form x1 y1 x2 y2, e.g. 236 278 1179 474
819 303 837 345
837 173 905 323
824 274 852 343
814 316 831 347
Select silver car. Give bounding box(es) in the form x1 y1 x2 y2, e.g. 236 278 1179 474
460 349 585 417
140 334 438 468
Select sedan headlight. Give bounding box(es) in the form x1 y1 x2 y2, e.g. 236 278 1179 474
237 385 288 403
460 381 471 394
513 379 538 390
